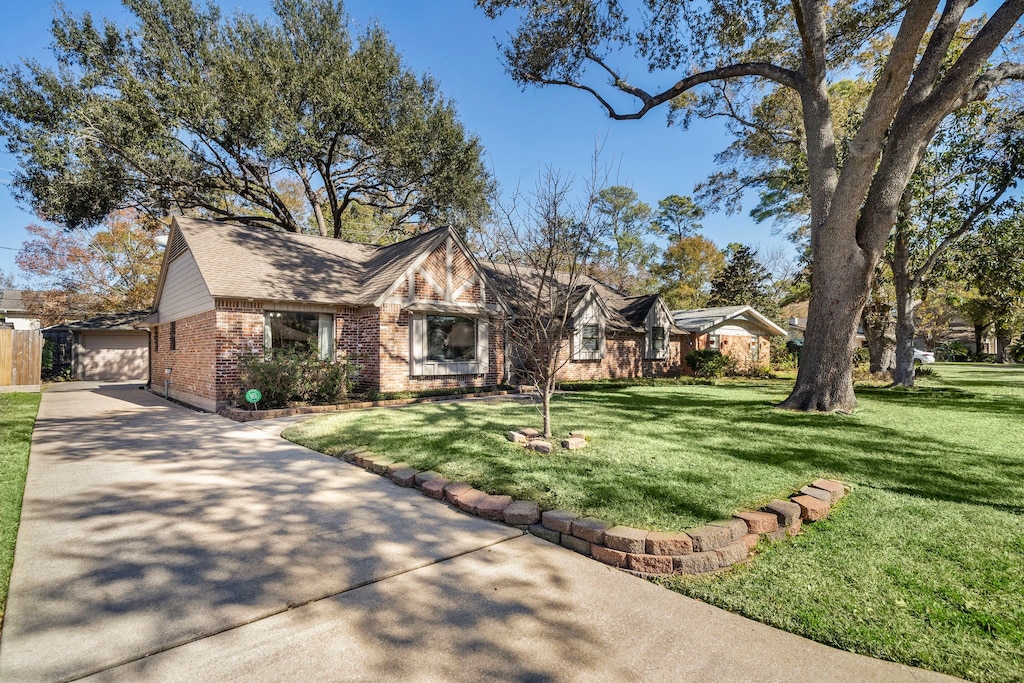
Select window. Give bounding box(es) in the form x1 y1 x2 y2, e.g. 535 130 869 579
581 324 600 352
427 316 477 361
264 311 333 359
707 334 719 350
651 326 667 352
170 321 176 351
154 325 159 352
409 313 487 376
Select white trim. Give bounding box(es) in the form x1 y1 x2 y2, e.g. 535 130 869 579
408 312 489 376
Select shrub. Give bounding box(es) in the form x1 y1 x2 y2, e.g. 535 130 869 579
915 365 937 378
1010 335 1024 363
852 346 871 367
685 349 734 378
935 340 971 362
237 344 358 409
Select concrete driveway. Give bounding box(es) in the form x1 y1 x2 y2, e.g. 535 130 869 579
0 384 958 682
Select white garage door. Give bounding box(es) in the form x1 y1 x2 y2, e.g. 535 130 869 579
79 331 149 381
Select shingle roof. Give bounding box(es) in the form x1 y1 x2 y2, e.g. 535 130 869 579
0 289 29 313
479 262 681 335
170 217 447 306
46 310 152 331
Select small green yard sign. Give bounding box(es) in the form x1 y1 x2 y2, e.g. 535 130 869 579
245 388 263 405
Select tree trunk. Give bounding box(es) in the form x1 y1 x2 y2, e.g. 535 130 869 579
541 382 553 439
861 303 896 374
778 244 871 412
891 227 918 386
892 284 917 386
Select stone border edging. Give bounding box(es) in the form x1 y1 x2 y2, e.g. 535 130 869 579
329 444 850 576
219 389 519 422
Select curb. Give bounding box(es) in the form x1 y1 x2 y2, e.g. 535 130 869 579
328 444 850 576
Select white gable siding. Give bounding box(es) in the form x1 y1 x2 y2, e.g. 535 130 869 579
157 250 214 323
644 303 671 359
713 323 755 337
573 298 605 360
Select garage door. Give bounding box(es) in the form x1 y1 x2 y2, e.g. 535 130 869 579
79 331 149 381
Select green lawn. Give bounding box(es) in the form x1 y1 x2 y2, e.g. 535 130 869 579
285 364 1024 682
0 392 40 625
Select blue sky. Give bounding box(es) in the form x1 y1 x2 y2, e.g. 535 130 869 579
0 1 794 282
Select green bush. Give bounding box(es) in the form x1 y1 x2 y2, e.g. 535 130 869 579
935 340 971 362
852 346 871 367
685 349 734 378
914 365 937 378
1010 335 1024 363
237 344 358 408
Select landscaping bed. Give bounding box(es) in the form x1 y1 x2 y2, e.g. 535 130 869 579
284 364 1024 682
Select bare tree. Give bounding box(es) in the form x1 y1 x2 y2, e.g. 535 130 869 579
480 168 606 439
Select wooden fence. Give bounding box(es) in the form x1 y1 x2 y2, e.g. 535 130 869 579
0 328 42 391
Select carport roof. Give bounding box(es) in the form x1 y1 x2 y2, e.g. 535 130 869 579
44 310 152 331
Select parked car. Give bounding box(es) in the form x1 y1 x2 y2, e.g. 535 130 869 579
913 349 935 365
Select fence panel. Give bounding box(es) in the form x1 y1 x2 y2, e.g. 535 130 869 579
0 328 43 389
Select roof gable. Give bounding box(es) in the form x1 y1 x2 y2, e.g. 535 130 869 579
672 305 787 336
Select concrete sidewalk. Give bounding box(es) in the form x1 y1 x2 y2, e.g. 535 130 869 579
0 384 958 681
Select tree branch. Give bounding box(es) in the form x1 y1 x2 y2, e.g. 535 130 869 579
533 60 802 121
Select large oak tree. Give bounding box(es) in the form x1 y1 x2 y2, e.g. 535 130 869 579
0 0 492 240
479 0 1024 411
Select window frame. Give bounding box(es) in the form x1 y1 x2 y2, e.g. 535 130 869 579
263 310 334 360
426 315 478 363
170 321 176 351
409 312 488 376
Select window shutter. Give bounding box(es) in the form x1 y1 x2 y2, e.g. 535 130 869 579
409 315 425 375
318 314 333 360
476 318 489 373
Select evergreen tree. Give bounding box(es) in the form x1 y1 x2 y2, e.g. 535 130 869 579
707 244 779 319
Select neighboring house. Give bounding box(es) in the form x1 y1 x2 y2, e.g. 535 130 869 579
672 306 787 369
0 289 42 330
148 217 508 411
915 315 996 355
42 311 151 381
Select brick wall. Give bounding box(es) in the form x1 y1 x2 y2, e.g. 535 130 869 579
707 333 771 369
553 334 688 382
214 302 265 405
151 309 218 411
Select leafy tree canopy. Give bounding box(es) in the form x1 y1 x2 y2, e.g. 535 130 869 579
479 0 1024 411
16 209 166 325
0 0 492 240
589 185 657 294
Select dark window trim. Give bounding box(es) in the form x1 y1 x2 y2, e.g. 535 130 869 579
170 321 177 351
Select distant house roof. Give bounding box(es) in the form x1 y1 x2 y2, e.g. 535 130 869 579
159 216 455 308
45 310 152 331
0 289 30 314
672 305 787 337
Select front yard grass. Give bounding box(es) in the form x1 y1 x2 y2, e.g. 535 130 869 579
285 364 1024 682
0 392 40 625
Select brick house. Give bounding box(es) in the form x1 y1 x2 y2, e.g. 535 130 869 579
148 217 508 411
147 217 784 411
671 306 787 369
